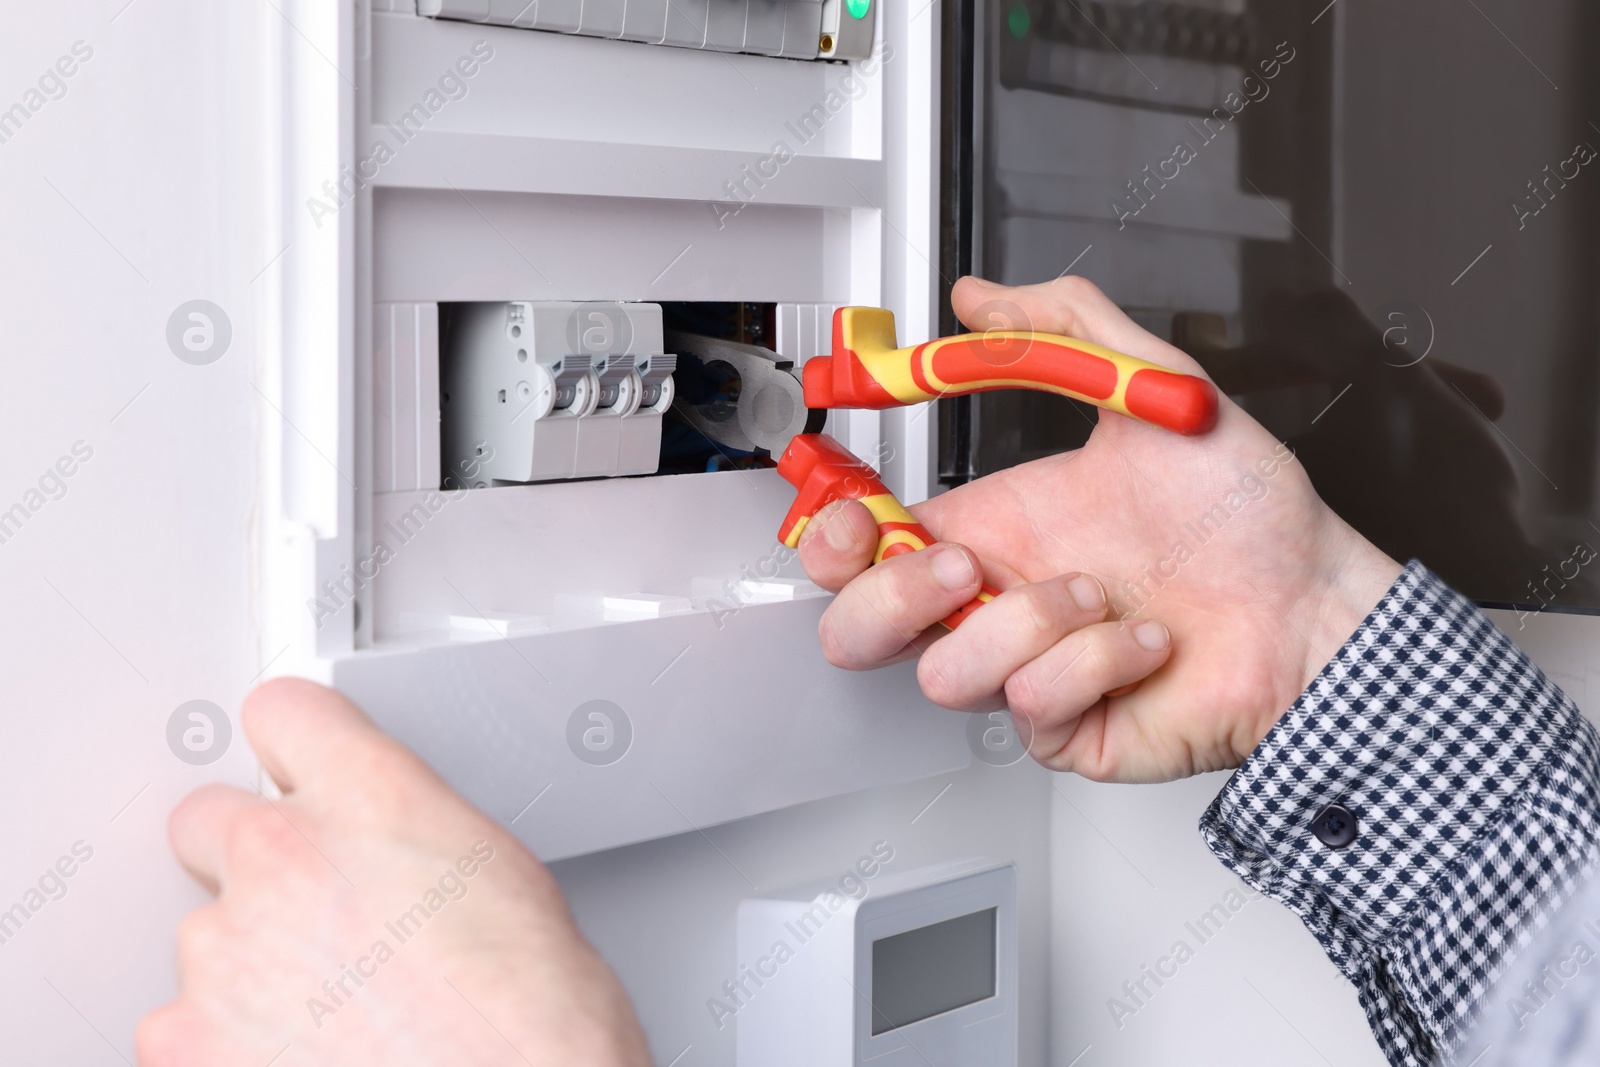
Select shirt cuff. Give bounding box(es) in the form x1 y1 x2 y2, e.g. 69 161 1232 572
1198 561 1600 1065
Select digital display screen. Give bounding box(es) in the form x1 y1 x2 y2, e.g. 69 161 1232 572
869 908 997 1034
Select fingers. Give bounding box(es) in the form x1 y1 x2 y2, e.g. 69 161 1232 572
168 784 263 895
916 573 1110 710
1004 617 1173 766
796 499 880 592
816 543 986 669
951 275 1209 378
241 677 406 797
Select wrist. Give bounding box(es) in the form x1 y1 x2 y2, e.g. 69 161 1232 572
1230 517 1402 765
1293 517 1404 691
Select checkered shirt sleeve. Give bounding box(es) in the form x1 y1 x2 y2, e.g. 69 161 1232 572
1198 561 1600 1066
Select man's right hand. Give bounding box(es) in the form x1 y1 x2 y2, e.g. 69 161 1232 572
798 275 1402 784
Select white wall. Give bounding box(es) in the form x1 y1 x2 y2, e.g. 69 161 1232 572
1047 773 1387 1065
0 0 269 1059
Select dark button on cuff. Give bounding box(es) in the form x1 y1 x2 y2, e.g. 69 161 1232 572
1312 803 1358 849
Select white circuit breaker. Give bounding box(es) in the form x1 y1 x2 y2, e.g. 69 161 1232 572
440 301 676 483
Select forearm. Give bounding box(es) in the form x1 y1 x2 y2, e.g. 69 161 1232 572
1199 562 1600 1065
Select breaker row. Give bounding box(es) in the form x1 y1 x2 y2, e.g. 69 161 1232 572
416 0 875 61
374 300 843 492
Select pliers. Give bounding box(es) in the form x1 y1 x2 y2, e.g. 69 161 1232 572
672 307 1219 628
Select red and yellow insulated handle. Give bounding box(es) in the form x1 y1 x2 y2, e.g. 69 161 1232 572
802 307 1219 436
776 433 998 630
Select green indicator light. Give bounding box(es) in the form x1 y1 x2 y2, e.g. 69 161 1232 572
847 0 870 19
1007 2 1030 38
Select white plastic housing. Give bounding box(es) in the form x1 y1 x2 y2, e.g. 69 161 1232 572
261 0 946 862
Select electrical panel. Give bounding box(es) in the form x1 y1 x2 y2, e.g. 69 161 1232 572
263 0 950 863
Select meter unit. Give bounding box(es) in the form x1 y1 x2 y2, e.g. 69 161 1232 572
737 860 1018 1067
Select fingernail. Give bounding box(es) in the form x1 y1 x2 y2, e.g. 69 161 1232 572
1067 574 1104 612
1134 621 1170 651
823 505 860 553
930 545 976 590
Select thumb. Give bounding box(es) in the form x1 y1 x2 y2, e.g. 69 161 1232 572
796 499 880 593
951 275 1209 378
242 677 432 799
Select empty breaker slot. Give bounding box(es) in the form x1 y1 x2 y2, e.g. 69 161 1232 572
417 0 875 61
657 301 779 476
